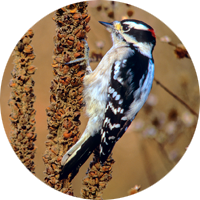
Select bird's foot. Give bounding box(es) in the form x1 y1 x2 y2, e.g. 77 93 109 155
65 39 90 67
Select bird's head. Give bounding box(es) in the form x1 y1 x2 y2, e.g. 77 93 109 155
99 19 156 58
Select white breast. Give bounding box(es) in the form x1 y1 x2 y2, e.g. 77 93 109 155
83 45 133 133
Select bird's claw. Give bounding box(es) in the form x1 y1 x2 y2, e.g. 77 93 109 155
65 39 90 67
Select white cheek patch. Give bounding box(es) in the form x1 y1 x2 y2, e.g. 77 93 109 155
123 34 153 58
123 21 148 31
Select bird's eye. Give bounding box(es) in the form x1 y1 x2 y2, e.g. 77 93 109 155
123 25 129 31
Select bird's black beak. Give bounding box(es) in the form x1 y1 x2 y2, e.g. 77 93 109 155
99 21 114 32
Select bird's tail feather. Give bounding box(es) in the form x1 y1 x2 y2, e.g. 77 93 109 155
59 133 101 181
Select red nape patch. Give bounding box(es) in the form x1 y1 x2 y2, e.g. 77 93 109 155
148 28 156 38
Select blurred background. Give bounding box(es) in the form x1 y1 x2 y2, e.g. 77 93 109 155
0 0 199 199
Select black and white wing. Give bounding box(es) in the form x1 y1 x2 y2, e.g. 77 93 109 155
99 48 154 164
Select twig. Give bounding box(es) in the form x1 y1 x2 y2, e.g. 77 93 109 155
154 78 198 117
167 42 177 47
158 35 190 59
111 1 115 21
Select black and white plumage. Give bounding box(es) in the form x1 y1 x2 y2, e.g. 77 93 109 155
59 19 156 180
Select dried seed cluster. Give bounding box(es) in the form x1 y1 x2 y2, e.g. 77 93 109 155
127 10 134 17
43 2 90 195
82 151 115 199
128 185 141 195
9 29 37 174
174 44 190 59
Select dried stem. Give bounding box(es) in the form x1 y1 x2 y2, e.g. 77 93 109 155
9 29 37 174
154 78 198 117
111 1 115 21
43 2 90 195
82 150 115 199
159 35 190 59
167 42 179 47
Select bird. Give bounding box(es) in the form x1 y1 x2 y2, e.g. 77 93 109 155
59 19 156 181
